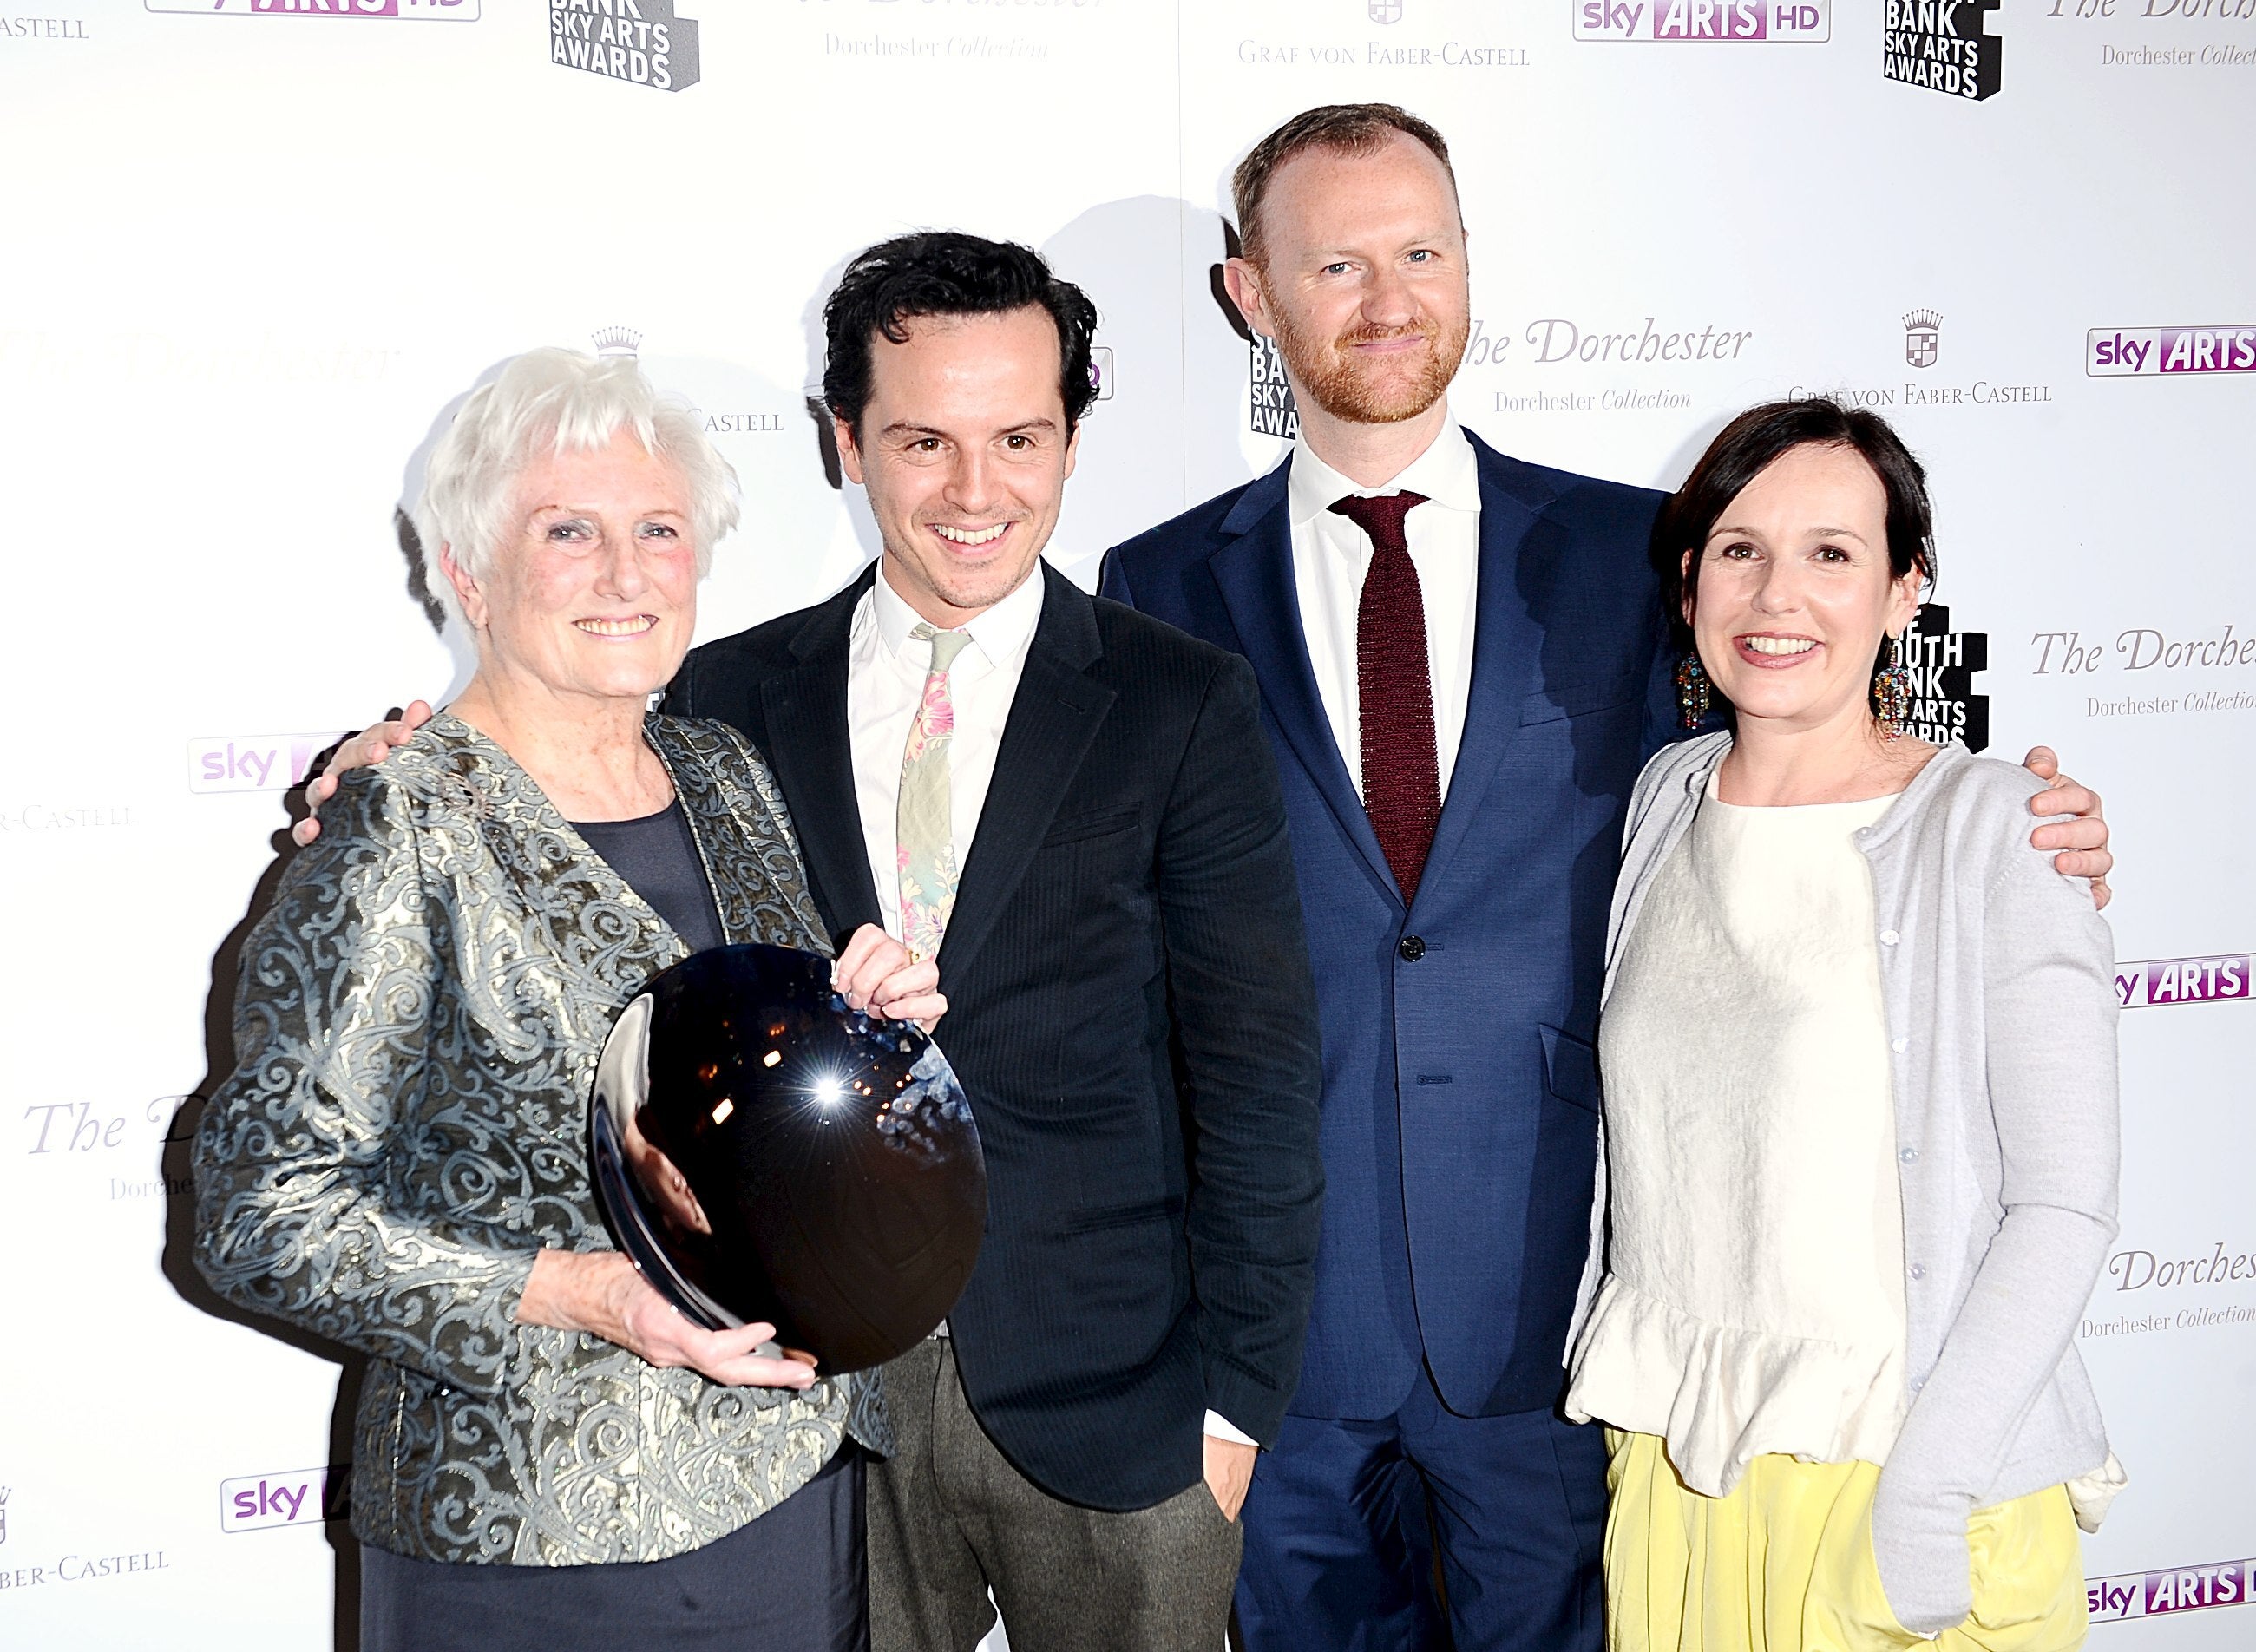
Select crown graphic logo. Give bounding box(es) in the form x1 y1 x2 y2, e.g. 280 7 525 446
591 326 643 358
1902 310 1942 333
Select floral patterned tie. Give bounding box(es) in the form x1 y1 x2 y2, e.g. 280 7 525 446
897 623 972 961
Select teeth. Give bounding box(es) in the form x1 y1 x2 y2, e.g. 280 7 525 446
1743 635 1817 656
576 616 656 636
932 522 1009 547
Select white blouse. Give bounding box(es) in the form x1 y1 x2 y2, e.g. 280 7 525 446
1566 776 1909 1498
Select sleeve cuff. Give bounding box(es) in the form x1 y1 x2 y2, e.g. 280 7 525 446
1203 1410 1257 1447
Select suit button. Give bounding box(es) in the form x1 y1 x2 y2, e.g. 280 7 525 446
1398 935 1426 962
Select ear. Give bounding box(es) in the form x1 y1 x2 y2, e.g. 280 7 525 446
1885 563 1923 638
1679 546 1699 628
1222 257 1275 340
833 415 868 488
436 543 488 631
1061 418 1082 482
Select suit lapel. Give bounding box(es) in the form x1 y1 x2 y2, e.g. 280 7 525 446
1416 434 1557 903
1206 460 1400 903
937 564 1116 982
755 569 885 940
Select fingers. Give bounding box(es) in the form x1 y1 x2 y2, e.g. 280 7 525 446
2028 780 2099 817
402 698 435 731
2021 745 2061 782
681 1322 818 1389
2031 814 2108 852
868 959 940 1013
879 992 948 1030
2053 846 2115 884
836 923 924 1011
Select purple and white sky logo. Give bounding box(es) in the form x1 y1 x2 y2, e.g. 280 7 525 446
2088 326 2256 377
220 1467 347 1534
1576 0 1830 41
187 731 346 796
2114 954 2249 1009
145 0 479 18
2089 1556 2253 1622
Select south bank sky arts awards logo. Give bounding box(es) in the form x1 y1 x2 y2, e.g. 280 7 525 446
1576 0 1830 42
1884 0 2002 97
144 0 476 17
551 0 699 90
1899 603 1988 751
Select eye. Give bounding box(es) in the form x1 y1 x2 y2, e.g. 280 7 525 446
547 519 594 542
1813 543 1852 563
636 521 679 541
1713 540 1758 560
1406 249 1433 264
1321 261 1354 277
1004 434 1034 451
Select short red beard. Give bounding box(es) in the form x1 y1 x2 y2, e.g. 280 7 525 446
1267 291 1470 425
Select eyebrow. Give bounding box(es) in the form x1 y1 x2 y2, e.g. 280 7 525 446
880 417 1059 440
1708 522 1869 542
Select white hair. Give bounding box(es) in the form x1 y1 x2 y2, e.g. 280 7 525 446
415 347 741 593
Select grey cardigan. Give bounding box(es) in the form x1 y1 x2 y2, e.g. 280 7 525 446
1568 733 2120 1634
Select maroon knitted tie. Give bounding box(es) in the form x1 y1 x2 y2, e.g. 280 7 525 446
1329 490 1440 903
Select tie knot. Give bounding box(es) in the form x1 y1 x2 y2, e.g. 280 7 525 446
1328 490 1429 555
910 622 972 674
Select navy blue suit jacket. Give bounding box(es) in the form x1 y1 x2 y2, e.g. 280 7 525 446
1100 429 1674 1420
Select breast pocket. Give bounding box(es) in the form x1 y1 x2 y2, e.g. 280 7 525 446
1039 805 1142 849
1520 672 1644 727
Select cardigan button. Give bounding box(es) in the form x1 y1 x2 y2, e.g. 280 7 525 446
1880 929 1901 945
1908 1263 1927 1281
1891 1038 1909 1053
1899 1146 1918 1164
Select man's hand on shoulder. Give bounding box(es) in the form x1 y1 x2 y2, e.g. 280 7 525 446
291 700 434 848
2020 745 2113 909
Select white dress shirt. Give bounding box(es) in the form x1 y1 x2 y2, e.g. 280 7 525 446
1287 413 1482 798
847 558 1044 941
843 559 1252 1447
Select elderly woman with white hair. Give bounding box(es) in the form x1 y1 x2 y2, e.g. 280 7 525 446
193 348 940 1652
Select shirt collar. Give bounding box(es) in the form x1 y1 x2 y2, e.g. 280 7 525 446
871 555 1046 671
1288 410 1480 527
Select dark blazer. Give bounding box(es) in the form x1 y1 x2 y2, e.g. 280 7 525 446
1100 429 1676 1421
664 560 1327 1511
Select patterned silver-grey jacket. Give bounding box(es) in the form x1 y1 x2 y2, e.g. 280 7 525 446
193 712 889 1566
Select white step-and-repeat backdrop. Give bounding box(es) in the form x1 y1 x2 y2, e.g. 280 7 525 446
1 3 2249 1647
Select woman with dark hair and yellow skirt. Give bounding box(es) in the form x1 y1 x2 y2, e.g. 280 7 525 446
1564 399 2125 1652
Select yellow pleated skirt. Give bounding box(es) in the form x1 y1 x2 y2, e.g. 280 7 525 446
1603 1430 2089 1652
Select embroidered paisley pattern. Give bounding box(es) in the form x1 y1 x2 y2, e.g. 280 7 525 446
195 712 889 1566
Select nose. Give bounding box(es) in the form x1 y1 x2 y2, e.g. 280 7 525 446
941 446 1003 519
1361 261 1420 331
593 528 652 600
1746 554 1810 616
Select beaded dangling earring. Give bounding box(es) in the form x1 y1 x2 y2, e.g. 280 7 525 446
1676 652 1711 731
1872 635 1913 740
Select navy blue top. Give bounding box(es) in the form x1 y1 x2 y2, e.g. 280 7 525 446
574 800 725 955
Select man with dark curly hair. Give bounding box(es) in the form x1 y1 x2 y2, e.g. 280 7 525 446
666 233 1326 1651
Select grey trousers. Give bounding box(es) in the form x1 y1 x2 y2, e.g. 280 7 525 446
869 1337 1243 1652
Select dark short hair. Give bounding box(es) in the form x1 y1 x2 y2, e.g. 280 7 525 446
821 232 1099 439
1653 397 1938 688
1232 103 1457 268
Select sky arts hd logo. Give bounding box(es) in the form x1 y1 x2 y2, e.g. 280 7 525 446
1576 0 1829 40
1883 0 2000 98
2088 326 2256 377
220 1467 349 1534
144 0 477 17
187 732 346 795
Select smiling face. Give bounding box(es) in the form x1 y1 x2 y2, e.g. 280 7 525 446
834 306 1079 629
1689 442 1923 735
1230 131 1471 425
443 428 699 705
